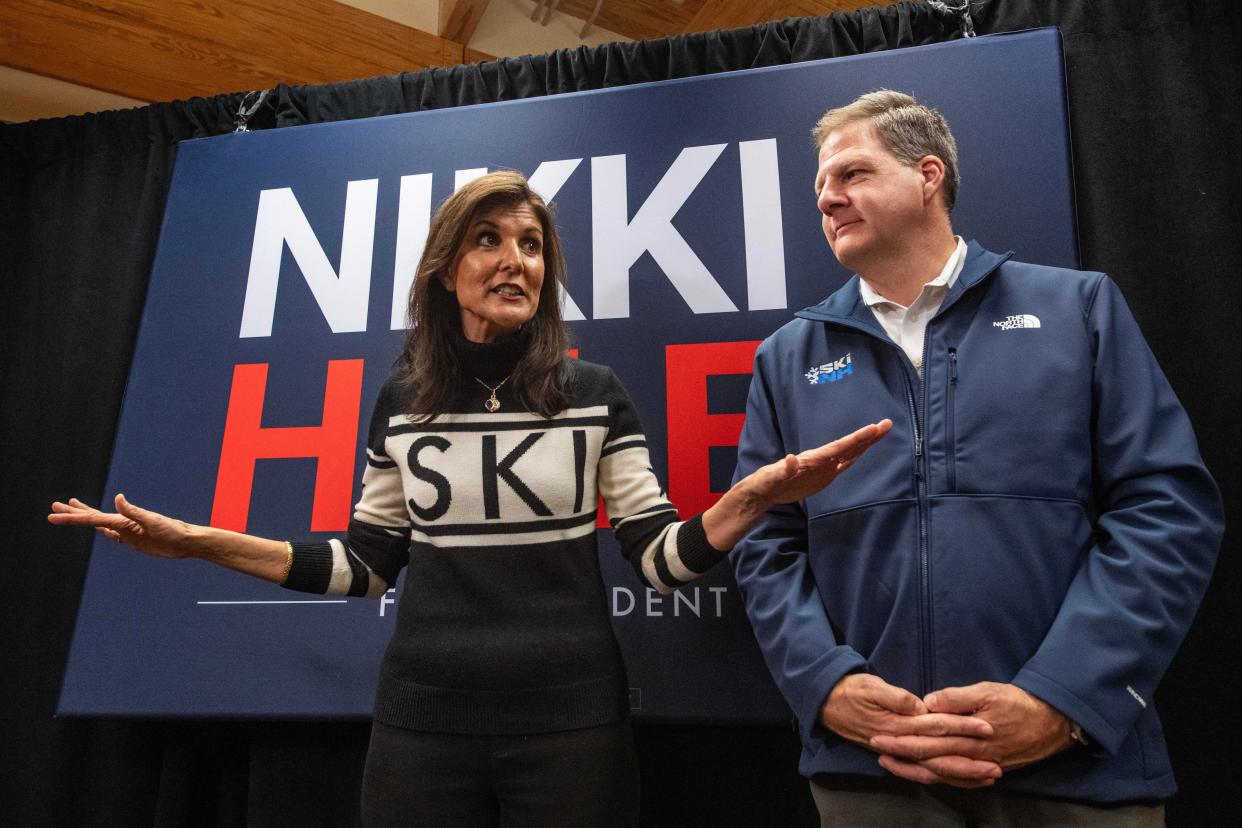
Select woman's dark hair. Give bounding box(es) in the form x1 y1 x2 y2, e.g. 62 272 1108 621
396 170 573 420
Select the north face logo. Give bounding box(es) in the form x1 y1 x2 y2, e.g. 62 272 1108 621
805 353 853 385
992 314 1041 330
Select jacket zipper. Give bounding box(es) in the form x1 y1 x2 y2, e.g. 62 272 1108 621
946 348 958 493
902 370 930 696
802 310 943 696
916 329 936 697
797 257 1015 697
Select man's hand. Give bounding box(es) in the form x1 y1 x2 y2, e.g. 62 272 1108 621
822 675 1002 788
870 681 1074 786
819 674 1002 788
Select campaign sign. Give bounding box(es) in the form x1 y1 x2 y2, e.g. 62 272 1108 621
59 29 1076 719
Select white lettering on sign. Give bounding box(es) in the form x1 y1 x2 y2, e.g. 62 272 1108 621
739 139 787 311
239 143 790 337
611 586 730 618
526 158 587 323
591 144 736 319
240 179 378 337
389 173 433 330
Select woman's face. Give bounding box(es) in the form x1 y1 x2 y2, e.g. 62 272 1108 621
442 203 545 343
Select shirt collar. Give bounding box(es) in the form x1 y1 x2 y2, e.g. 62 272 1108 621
858 236 967 310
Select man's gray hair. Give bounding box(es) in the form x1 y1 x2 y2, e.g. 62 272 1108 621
812 90 960 213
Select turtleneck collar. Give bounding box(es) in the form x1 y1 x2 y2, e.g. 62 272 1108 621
453 325 531 382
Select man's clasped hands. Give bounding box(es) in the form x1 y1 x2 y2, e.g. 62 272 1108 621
821 674 1076 788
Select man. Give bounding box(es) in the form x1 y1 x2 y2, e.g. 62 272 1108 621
731 90 1223 824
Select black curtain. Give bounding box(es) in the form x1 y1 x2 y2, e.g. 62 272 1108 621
2 2 1237 825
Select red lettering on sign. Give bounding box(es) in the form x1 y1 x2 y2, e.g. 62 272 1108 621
665 341 760 518
210 360 364 532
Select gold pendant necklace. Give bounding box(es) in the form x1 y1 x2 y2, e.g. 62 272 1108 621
474 374 512 412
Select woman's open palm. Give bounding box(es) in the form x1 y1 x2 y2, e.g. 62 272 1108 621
48 494 194 558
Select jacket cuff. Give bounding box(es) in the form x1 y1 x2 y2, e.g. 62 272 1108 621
798 648 868 745
1012 667 1123 756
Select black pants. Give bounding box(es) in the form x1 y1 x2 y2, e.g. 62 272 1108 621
361 719 640 827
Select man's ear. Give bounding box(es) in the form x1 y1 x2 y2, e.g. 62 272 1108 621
918 155 946 206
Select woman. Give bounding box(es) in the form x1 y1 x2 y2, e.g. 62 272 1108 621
50 171 890 826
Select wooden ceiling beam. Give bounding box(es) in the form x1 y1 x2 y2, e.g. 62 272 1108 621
465 47 496 65
682 0 787 34
439 0 492 45
548 0 878 44
682 0 877 35
0 0 470 104
555 0 701 43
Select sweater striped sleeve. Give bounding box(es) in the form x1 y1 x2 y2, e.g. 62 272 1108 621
283 377 411 599
596 368 728 593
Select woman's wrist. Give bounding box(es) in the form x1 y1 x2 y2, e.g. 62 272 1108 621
180 522 218 560
181 523 291 583
703 477 772 550
730 472 774 523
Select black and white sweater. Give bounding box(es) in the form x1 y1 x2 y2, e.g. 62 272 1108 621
283 334 727 734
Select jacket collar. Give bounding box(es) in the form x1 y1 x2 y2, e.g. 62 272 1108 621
794 240 1013 331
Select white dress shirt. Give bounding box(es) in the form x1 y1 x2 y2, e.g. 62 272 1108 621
858 237 967 376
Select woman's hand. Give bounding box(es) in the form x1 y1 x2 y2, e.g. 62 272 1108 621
702 419 892 551
48 494 197 559
49 494 291 582
747 419 893 506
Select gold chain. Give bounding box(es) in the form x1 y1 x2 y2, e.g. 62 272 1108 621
474 374 512 412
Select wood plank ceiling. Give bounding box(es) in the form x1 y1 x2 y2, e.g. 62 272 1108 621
0 0 881 108
561 0 880 41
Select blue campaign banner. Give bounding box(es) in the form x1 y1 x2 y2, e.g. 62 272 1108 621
59 29 1076 720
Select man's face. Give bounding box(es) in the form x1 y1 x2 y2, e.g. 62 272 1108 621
814 121 935 272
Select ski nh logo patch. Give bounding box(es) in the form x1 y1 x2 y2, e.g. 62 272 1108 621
992 314 1041 330
805 353 853 385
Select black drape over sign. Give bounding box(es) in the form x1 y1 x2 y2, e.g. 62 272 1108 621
2 2 1237 825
